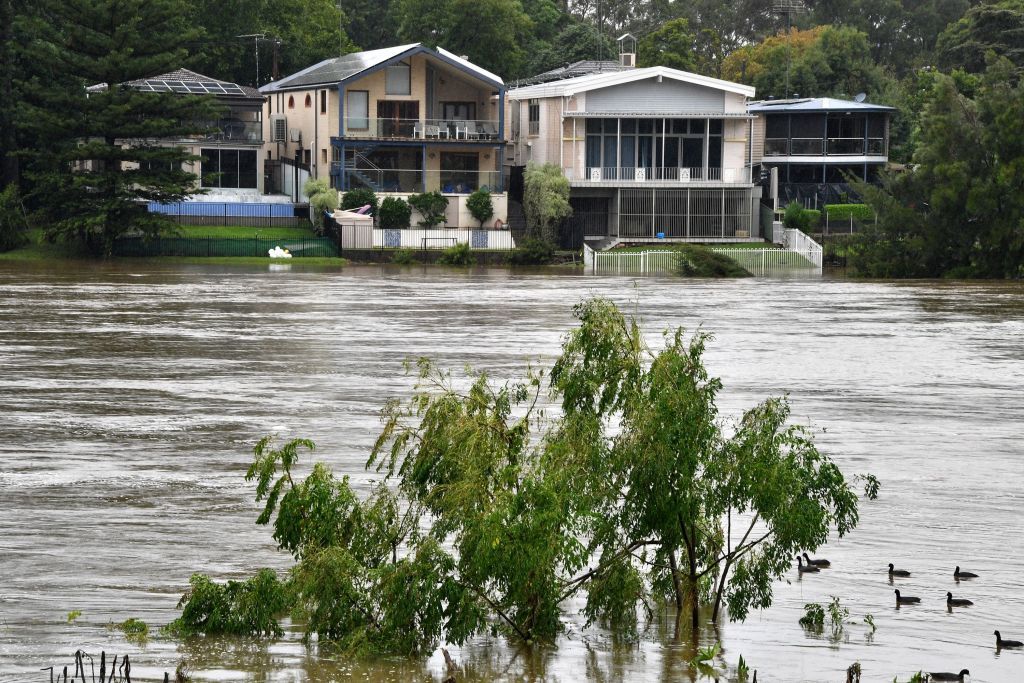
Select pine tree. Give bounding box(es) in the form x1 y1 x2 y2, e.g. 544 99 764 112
29 0 221 253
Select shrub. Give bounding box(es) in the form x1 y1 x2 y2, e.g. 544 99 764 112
508 237 555 265
466 188 494 228
824 203 875 222
392 247 416 265
675 244 751 277
437 242 475 266
804 208 822 228
408 191 448 228
0 184 29 253
340 188 379 214
379 197 412 230
305 178 339 232
523 163 571 242
783 201 811 231
167 569 289 638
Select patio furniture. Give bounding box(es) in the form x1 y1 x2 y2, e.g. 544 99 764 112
425 124 441 138
479 122 498 139
465 122 482 139
454 121 469 139
413 121 423 138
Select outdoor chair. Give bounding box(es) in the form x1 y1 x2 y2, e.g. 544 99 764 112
465 122 482 140
480 122 498 139
425 124 441 138
413 121 423 138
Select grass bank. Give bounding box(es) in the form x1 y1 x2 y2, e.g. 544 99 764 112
165 225 317 239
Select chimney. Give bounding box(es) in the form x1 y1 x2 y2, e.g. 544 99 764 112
617 33 636 68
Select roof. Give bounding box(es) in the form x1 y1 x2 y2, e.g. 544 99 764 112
508 66 755 100
89 68 262 99
748 97 896 113
260 44 503 93
517 60 631 86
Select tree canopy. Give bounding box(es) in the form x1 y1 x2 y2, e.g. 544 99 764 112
172 298 866 653
936 0 1024 74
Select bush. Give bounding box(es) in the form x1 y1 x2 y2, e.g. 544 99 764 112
437 242 475 266
167 569 289 638
0 184 29 253
379 197 411 230
466 188 494 228
804 209 821 228
408 191 448 228
675 244 752 277
783 201 811 231
824 203 875 222
392 248 416 265
523 163 571 242
305 179 339 232
508 237 555 265
340 188 379 215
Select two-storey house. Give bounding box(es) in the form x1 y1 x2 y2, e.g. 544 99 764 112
260 44 507 227
507 59 761 244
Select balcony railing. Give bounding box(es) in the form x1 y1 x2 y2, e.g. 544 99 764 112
342 118 501 141
765 137 887 156
579 166 752 184
203 119 262 144
333 165 501 193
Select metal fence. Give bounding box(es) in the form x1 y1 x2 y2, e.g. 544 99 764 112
325 221 517 251
147 202 307 227
113 236 338 257
590 245 822 276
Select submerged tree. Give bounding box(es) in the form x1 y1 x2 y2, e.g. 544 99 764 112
174 298 864 652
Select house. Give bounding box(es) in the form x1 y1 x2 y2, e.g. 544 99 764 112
506 42 762 245
749 97 896 207
88 69 268 198
259 44 508 228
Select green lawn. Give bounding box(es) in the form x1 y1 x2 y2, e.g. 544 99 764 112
129 255 348 267
611 241 772 253
165 225 318 239
0 230 86 261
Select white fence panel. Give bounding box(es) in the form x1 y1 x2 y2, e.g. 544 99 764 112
591 245 822 276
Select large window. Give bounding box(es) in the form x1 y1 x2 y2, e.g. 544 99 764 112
442 102 476 120
385 63 411 95
584 118 720 173
347 90 368 130
201 148 257 189
440 152 481 193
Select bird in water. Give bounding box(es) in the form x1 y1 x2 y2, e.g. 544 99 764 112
954 566 978 579
929 669 969 682
894 589 920 605
802 552 830 568
796 556 820 573
995 630 1023 648
946 591 973 607
888 562 911 577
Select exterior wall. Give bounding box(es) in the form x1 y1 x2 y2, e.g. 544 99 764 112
376 191 508 229
585 79 726 114
751 116 765 163
264 86 336 183
723 119 749 174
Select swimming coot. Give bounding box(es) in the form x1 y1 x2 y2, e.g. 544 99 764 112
954 566 978 579
995 630 1023 648
888 562 911 577
895 589 920 605
802 552 831 568
796 556 820 573
929 670 969 682
946 591 973 607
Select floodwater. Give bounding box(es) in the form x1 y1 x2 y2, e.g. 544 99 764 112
1 261 1023 682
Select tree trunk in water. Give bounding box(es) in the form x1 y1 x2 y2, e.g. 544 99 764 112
668 550 684 611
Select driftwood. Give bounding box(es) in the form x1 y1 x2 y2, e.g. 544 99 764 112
441 648 457 683
42 651 152 683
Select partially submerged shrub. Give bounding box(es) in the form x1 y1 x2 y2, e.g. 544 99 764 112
437 242 475 266
167 569 289 638
392 247 416 265
675 244 751 277
508 237 555 265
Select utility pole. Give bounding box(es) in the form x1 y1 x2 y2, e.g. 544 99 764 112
237 33 266 86
770 0 807 98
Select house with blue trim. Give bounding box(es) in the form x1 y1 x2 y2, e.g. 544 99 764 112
259 44 507 227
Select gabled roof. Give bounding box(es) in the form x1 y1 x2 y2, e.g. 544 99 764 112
516 60 631 86
260 44 503 94
89 68 262 99
507 66 755 100
748 97 896 113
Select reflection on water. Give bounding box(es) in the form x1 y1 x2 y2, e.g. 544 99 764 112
1 262 1023 682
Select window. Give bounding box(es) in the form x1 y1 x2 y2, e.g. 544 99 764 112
304 94 312 108
377 100 418 137
201 148 258 189
347 90 368 130
528 99 539 136
287 95 295 109
385 62 411 95
321 149 327 164
440 152 480 193
442 102 476 121
320 90 327 114
331 146 341 162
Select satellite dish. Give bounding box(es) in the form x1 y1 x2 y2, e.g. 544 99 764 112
854 92 867 103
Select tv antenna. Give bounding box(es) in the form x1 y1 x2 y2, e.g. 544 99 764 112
771 0 808 98
237 34 282 86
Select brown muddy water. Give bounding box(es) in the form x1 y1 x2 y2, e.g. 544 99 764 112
1 261 1023 682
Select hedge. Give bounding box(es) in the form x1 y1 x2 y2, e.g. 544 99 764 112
824 204 875 221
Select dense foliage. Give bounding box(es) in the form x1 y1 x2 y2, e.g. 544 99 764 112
675 244 752 277
378 196 412 230
304 178 338 230
508 237 556 265
408 191 449 229
523 163 572 243
0 183 28 252
436 241 475 265
174 299 864 653
466 188 494 228
340 188 379 214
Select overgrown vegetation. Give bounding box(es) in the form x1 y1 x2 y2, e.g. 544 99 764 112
466 188 494 228
408 191 449 229
113 617 149 644
340 188 379 215
675 244 752 277
783 201 821 232
436 241 475 266
391 247 416 265
173 299 866 655
167 569 288 638
0 184 28 252
304 178 339 232
378 196 411 230
523 163 571 243
508 237 555 265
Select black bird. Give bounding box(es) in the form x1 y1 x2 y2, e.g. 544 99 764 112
946 591 973 607
954 566 978 579
888 562 911 577
802 552 831 568
796 556 820 573
929 670 969 682
995 630 1023 648
894 589 920 605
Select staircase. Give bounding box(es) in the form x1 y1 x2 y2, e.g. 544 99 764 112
344 147 384 191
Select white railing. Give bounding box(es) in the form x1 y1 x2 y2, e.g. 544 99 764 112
371 228 515 250
783 228 823 269
590 245 822 275
343 117 501 140
581 167 751 184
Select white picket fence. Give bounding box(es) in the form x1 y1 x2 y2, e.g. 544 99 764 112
589 233 823 276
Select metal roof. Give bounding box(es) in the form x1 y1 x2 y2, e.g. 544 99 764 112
260 44 503 93
516 60 631 86
91 68 262 99
508 66 755 100
748 97 896 113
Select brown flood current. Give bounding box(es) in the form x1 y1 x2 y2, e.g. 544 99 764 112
1 261 1023 682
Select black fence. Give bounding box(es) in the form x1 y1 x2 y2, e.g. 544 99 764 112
147 202 310 228
113 236 338 257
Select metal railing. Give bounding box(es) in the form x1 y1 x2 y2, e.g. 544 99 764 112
203 119 262 143
590 246 822 275
783 228 823 268
341 167 501 193
764 137 887 156
342 117 501 140
828 137 887 155
764 138 824 156
326 221 517 251
582 167 751 183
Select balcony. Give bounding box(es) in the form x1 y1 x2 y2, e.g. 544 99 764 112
764 137 887 157
574 166 752 185
342 118 501 141
331 164 501 194
203 119 262 144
